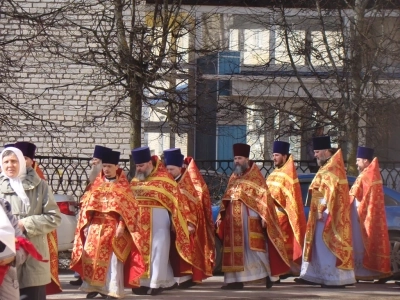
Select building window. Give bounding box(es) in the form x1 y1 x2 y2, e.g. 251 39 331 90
229 28 269 66
243 29 270 65
229 29 239 51
176 29 190 63
150 28 190 64
275 29 306 65
288 115 301 160
311 31 343 67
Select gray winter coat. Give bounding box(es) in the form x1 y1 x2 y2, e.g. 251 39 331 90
0 198 28 299
0 167 61 289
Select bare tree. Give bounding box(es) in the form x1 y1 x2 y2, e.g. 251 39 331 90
208 2 400 174
33 0 226 169
0 0 244 160
3 0 399 173
0 1 66 137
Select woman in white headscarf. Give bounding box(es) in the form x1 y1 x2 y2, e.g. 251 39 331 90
0 147 61 300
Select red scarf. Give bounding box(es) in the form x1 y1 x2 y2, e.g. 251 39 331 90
0 237 48 285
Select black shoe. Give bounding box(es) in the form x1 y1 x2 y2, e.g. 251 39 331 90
266 276 274 289
375 277 391 284
279 274 293 280
86 292 99 299
70 278 83 286
177 280 197 289
272 279 281 284
221 282 244 290
132 286 149 295
321 284 346 288
294 278 319 285
164 283 178 290
149 288 163 296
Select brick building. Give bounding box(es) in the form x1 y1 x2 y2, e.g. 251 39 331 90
1 0 400 161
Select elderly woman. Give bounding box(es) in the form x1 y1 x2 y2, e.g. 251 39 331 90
0 147 61 300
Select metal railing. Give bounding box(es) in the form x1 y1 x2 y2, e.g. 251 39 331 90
35 156 400 200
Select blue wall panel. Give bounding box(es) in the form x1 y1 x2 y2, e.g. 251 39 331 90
217 125 246 174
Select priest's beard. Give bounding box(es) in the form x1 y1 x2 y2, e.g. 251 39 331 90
317 155 331 166
233 162 248 175
89 163 103 183
135 168 151 181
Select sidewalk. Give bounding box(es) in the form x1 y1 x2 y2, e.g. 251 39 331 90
49 271 400 299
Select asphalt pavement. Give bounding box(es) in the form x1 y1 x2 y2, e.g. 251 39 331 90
48 271 400 299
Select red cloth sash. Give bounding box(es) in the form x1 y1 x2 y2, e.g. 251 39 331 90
0 237 48 285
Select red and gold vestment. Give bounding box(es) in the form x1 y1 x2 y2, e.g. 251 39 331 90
184 157 215 279
219 162 290 275
303 149 354 270
267 155 306 269
177 160 213 282
349 158 391 277
70 169 144 287
130 156 192 279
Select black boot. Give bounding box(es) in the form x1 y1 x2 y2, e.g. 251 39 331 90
132 286 149 295
221 282 244 290
321 284 346 288
266 276 273 289
149 288 163 296
375 276 392 284
164 283 178 290
86 292 99 299
294 278 319 285
178 280 197 289
70 277 83 286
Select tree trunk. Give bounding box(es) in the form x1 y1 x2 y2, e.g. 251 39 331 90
346 0 367 176
129 86 143 179
346 113 359 176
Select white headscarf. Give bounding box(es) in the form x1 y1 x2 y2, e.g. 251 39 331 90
1 147 30 206
0 206 16 256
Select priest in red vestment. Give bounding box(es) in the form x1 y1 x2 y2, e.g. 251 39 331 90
129 147 192 296
349 146 391 280
183 156 215 280
299 136 355 287
266 141 306 276
163 148 213 288
217 143 290 290
71 149 144 298
69 144 112 294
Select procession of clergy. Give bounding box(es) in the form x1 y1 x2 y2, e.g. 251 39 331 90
0 135 391 299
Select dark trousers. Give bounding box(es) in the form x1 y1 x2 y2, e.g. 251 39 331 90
20 285 46 300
